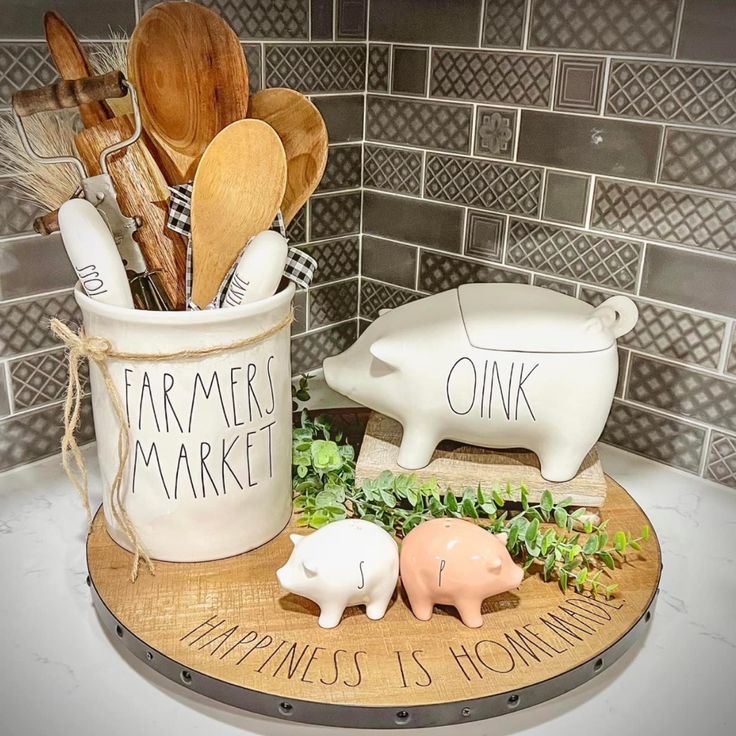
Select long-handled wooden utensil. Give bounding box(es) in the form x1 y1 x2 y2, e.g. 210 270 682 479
128 0 249 185
190 119 287 309
249 87 328 225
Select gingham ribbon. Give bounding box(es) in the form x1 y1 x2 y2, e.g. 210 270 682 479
167 184 317 308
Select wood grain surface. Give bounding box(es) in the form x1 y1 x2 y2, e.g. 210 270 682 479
75 115 188 309
356 413 607 507
128 0 249 184
249 88 328 225
190 119 287 308
87 477 660 710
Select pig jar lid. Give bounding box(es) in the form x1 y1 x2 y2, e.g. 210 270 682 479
458 283 638 353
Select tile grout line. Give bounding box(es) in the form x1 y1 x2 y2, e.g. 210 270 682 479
671 0 687 59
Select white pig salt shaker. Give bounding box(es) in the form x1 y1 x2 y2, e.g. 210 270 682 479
223 230 288 307
276 519 399 628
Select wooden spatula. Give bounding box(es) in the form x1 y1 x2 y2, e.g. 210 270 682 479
43 11 114 127
128 1 249 184
190 120 287 308
249 88 328 225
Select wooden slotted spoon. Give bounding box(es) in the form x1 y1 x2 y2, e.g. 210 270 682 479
190 119 287 308
128 0 249 184
249 88 329 225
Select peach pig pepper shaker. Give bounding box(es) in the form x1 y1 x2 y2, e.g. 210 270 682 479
400 518 524 628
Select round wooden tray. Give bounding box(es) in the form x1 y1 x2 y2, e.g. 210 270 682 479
87 477 661 729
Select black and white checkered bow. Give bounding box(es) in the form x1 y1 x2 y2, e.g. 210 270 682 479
167 183 317 308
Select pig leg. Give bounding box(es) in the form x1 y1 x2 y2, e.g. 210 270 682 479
365 594 391 621
404 586 435 621
397 422 438 470
317 601 347 629
455 599 484 629
536 442 590 483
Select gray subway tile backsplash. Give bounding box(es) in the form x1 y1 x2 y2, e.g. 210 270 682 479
2 0 736 488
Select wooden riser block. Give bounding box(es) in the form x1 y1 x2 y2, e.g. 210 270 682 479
355 413 607 508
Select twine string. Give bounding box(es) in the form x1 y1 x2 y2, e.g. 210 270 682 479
49 308 294 582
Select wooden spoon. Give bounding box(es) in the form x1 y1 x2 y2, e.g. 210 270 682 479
128 1 249 184
190 120 287 308
43 11 114 127
249 88 328 225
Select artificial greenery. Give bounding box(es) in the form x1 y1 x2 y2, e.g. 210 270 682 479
291 390 649 598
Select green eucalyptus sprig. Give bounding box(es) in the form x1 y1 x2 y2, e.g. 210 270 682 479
292 409 649 598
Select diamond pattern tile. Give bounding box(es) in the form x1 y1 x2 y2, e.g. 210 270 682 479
580 288 726 370
366 95 472 153
265 44 365 92
309 278 359 329
705 431 736 489
533 275 577 297
0 44 57 107
507 219 642 291
301 236 359 284
310 192 361 239
606 60 736 129
10 348 88 410
360 279 421 320
627 354 736 432
419 251 528 293
430 48 553 108
291 320 357 374
0 292 81 359
592 179 736 255
601 400 705 473
317 145 362 191
368 44 390 92
287 206 307 244
0 178 43 237
529 0 678 55
659 128 736 194
483 0 526 48
0 397 95 473
200 0 308 39
363 144 422 195
424 154 541 216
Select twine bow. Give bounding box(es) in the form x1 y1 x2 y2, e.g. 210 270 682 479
49 308 294 581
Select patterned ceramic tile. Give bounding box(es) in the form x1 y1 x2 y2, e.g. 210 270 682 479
592 179 736 255
363 144 423 195
368 44 390 92
615 347 629 398
554 56 605 113
391 46 428 96
366 95 472 153
200 0 308 39
10 348 88 410
337 0 367 39
0 44 57 108
627 354 736 432
301 236 360 284
291 320 357 374
506 219 642 291
533 274 577 297
606 60 736 129
360 279 421 320
309 278 359 329
659 128 736 194
424 154 542 216
483 0 526 48
529 0 678 55
705 431 736 489
464 210 506 262
474 107 516 160
243 44 262 92
430 48 554 108
292 290 307 334
0 292 81 359
0 397 95 473
0 178 43 237
419 251 528 293
317 145 362 191
600 400 706 473
309 192 361 239
265 44 365 92
287 206 307 244
580 288 726 370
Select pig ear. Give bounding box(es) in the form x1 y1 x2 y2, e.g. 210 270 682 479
370 338 399 369
302 558 319 577
495 532 508 547
289 534 304 546
487 557 502 573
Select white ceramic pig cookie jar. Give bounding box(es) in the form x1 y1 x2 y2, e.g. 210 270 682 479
323 284 638 482
276 519 400 628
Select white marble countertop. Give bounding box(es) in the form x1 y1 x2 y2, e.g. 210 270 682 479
1 438 735 736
